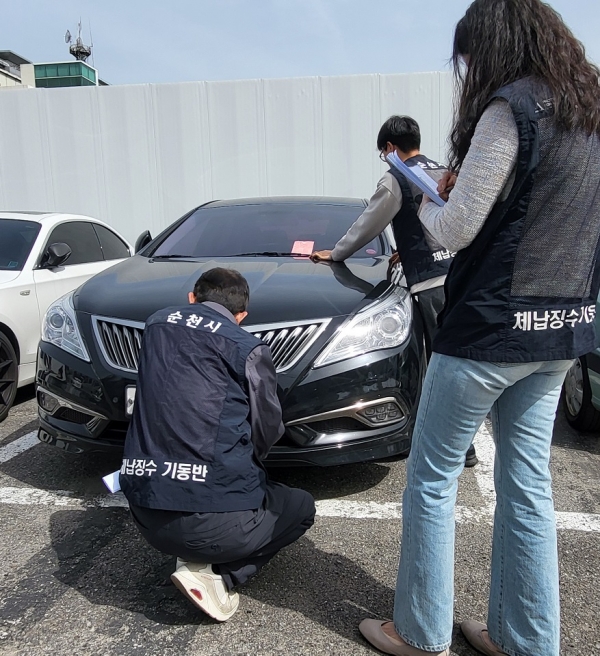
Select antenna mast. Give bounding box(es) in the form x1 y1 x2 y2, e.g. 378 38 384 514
64 20 92 62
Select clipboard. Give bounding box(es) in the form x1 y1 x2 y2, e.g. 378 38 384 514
386 152 446 207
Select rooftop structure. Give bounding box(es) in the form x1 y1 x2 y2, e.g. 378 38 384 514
0 50 32 87
0 23 108 89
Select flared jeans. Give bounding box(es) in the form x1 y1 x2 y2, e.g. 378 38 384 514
394 353 572 656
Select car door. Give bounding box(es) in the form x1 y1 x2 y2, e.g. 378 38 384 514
92 223 132 263
33 220 108 324
0 219 43 381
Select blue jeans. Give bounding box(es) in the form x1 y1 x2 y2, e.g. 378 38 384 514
394 354 572 655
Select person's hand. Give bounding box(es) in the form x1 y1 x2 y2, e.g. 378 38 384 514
437 171 458 202
310 250 333 262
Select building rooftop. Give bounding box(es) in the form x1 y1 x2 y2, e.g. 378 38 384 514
0 51 32 67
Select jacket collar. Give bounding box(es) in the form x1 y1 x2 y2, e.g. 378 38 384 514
200 301 237 324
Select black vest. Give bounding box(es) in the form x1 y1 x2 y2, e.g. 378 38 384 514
120 303 266 513
434 77 600 362
388 155 454 289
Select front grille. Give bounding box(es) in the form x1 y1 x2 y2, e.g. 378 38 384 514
93 317 144 373
249 320 329 372
92 316 329 374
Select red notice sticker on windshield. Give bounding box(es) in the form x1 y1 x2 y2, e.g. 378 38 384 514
292 241 314 258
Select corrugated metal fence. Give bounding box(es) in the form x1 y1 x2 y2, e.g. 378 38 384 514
0 71 453 243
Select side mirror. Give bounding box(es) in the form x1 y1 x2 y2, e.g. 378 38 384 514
135 230 152 254
42 242 72 268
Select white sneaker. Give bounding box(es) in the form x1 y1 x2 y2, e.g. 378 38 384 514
171 561 239 622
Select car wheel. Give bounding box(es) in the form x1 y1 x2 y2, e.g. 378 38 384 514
0 332 18 423
563 355 600 432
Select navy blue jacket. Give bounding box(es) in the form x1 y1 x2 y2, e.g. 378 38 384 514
434 78 600 361
389 154 454 289
120 302 283 512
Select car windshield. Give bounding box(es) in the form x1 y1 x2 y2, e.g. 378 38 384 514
0 219 41 271
151 203 384 258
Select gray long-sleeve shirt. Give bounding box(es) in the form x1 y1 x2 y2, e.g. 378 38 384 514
419 99 519 252
331 171 403 261
331 100 520 280
203 302 284 460
330 169 446 293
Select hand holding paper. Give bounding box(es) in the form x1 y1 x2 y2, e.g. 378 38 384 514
437 171 458 202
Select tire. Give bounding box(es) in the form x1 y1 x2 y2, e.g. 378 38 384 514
563 355 600 432
0 332 18 423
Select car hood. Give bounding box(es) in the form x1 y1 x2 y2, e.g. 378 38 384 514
0 270 21 286
74 255 393 324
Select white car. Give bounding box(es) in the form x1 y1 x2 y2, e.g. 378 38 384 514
0 211 132 422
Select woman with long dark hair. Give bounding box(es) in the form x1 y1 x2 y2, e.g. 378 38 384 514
358 1 600 655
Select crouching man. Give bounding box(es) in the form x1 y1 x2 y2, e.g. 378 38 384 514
120 267 316 622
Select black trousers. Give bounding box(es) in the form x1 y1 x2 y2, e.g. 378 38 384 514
413 285 446 362
130 482 315 590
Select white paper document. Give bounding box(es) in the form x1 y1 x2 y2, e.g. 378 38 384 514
102 470 122 493
386 152 446 207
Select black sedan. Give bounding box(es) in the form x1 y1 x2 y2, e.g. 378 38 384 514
36 198 425 466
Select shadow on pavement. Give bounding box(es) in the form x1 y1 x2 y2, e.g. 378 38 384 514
42 507 396 636
241 537 477 654
2 442 392 500
44 506 396 639
41 509 476 654
242 534 394 637
269 461 393 500
0 444 123 495
0 509 475 656
44 508 208 627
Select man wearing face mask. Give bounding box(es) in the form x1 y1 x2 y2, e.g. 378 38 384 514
311 115 477 468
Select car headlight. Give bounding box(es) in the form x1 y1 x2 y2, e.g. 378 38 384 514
314 287 412 368
41 292 90 361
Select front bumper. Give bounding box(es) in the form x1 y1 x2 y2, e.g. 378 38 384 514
265 427 411 467
36 321 424 465
37 421 412 465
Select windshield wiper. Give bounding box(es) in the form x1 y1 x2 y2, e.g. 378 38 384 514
150 251 312 259
225 251 309 257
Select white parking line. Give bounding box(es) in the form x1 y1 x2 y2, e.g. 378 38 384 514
314 501 600 532
469 423 600 532
316 499 490 524
0 431 39 464
0 425 599 532
0 487 128 508
0 486 599 532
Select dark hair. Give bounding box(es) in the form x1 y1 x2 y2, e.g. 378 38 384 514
193 267 249 314
377 116 421 153
449 0 600 171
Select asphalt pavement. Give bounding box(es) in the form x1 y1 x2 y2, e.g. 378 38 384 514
0 386 599 655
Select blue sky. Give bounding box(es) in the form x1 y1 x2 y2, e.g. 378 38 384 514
3 1 599 85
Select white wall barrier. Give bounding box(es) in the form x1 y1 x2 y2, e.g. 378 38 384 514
0 71 453 243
